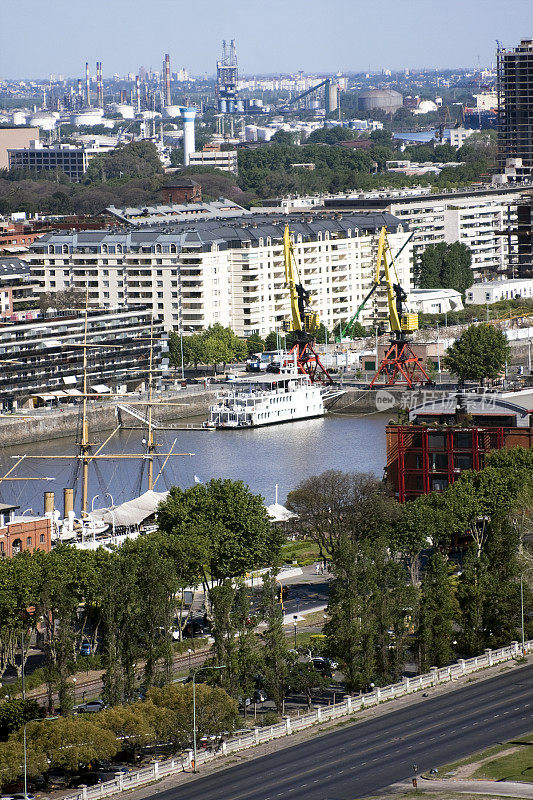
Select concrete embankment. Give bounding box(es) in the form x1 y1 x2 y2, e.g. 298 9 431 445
0 389 216 448
327 386 453 414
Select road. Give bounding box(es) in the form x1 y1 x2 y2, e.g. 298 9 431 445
152 663 533 800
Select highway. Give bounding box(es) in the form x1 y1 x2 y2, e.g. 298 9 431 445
155 663 533 800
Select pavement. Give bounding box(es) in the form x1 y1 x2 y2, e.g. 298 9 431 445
119 660 533 800
389 777 533 798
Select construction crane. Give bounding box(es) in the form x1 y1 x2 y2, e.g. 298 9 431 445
336 232 415 343
282 225 332 384
369 227 432 388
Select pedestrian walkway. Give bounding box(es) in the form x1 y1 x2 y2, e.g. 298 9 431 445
391 777 533 798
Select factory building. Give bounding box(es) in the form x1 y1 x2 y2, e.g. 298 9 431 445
497 39 533 174
216 40 239 113
27 214 413 337
188 147 238 173
7 141 109 182
465 277 533 305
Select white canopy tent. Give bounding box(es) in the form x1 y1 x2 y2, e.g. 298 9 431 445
89 490 168 528
266 503 297 524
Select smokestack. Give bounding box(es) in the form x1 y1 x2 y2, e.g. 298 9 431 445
85 61 91 106
63 487 74 518
164 53 171 107
96 61 103 108
182 107 196 166
44 492 55 516
135 75 141 112
77 78 83 108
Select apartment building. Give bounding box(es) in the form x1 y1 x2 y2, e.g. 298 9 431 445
0 307 163 410
28 214 413 337
188 149 238 174
323 184 533 279
7 141 112 181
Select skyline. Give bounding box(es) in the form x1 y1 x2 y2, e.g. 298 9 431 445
1 0 532 80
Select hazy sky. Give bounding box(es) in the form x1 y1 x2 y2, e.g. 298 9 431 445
1 0 532 79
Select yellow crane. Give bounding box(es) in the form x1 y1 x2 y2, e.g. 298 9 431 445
282 224 332 384
369 226 431 388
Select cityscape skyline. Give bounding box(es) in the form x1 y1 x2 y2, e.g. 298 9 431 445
1 0 532 79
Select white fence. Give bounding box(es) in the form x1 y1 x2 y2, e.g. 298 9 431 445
70 639 532 800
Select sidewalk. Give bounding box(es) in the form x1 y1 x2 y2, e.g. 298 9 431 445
390 777 533 798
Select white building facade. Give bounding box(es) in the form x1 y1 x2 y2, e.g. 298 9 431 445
28 215 413 337
466 278 533 305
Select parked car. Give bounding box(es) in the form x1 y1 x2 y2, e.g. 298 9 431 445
13 793 36 800
182 618 209 638
77 699 105 713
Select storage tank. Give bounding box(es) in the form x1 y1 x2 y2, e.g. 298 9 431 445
245 125 258 141
358 89 403 113
29 114 57 130
12 111 27 125
414 100 438 114
162 105 182 119
110 103 135 119
70 109 104 126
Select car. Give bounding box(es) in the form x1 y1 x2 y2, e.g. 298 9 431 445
80 642 92 656
78 699 105 713
182 619 209 638
13 793 36 800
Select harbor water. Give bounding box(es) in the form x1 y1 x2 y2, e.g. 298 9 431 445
0 413 388 514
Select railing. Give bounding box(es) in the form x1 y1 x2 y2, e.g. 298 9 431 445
64 639 532 800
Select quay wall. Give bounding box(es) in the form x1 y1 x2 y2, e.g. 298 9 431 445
0 389 217 448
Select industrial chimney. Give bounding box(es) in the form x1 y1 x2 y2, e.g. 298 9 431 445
96 61 103 108
182 107 197 166
163 53 171 107
85 61 91 106
77 78 83 108
135 75 141 112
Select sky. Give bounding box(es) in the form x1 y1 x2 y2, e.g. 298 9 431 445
1 0 532 79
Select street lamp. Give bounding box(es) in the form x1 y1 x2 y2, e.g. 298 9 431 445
191 664 226 773
520 567 533 653
293 615 298 648
188 648 192 671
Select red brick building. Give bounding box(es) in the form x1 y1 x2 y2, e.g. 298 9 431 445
386 390 533 502
160 179 202 204
0 503 52 557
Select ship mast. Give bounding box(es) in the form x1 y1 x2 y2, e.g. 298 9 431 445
81 286 90 517
147 315 155 490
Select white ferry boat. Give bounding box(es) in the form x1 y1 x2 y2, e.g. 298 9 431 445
205 369 326 429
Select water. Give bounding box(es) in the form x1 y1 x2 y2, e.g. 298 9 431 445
0 413 387 514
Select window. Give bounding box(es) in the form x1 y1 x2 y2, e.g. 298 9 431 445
40 534 45 543
26 536 32 546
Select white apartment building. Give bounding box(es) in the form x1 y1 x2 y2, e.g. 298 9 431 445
321 184 533 279
27 215 413 337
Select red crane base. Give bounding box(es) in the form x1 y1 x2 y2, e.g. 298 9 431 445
369 338 432 389
286 341 333 385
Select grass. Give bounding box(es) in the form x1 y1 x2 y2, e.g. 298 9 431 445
436 733 533 780
281 539 322 567
473 744 533 783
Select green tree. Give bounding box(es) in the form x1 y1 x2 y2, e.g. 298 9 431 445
0 698 41 739
246 333 266 357
20 716 118 773
147 682 238 746
417 241 473 294
259 572 290 713
418 553 457 670
157 479 282 584
443 323 511 384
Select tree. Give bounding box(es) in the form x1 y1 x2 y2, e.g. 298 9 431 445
418 553 457 671
443 323 511 384
417 241 473 294
259 572 290 713
0 698 41 740
20 716 118 773
157 479 282 584
286 470 400 561
147 682 238 747
246 333 265 357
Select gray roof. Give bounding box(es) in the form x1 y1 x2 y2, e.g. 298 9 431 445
0 257 30 276
409 391 532 428
31 212 407 255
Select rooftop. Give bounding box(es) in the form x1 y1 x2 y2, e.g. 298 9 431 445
31 212 408 254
